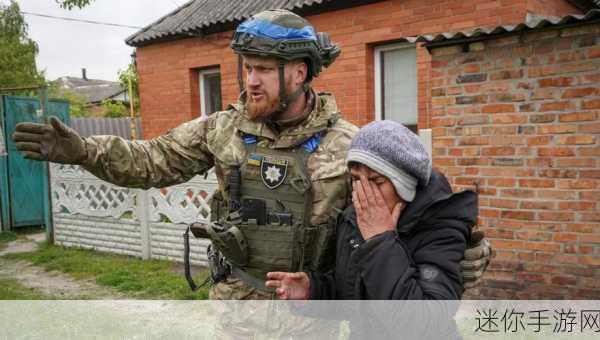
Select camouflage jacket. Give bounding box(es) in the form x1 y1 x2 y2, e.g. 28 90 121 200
81 92 358 226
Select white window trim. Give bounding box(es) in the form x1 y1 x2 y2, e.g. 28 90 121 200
199 68 220 117
374 43 430 154
373 42 416 121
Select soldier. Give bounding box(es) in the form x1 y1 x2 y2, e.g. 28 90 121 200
13 8 489 307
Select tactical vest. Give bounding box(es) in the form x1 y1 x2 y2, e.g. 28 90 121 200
210 133 337 284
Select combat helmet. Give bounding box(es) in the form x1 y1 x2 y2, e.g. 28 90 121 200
231 9 340 111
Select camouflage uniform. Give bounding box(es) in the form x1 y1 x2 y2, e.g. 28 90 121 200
81 90 356 293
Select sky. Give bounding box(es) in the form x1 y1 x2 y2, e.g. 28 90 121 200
8 0 182 81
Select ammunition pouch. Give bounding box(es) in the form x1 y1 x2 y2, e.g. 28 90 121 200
189 220 249 267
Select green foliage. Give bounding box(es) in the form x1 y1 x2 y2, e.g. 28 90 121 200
0 1 45 93
62 90 90 117
48 83 90 117
101 99 128 118
5 242 210 299
56 0 94 10
118 62 139 113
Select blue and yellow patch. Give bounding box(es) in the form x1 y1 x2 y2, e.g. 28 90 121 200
247 153 263 167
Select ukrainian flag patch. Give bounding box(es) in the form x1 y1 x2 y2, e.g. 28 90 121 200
247 153 263 166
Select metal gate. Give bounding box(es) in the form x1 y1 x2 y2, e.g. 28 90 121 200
0 95 69 231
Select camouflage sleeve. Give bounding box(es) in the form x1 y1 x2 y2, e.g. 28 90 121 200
308 118 358 225
81 116 216 189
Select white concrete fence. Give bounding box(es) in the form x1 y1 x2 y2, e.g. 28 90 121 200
49 164 217 266
47 131 432 267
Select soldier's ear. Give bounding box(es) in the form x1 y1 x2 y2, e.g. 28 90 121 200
290 60 308 86
299 61 308 84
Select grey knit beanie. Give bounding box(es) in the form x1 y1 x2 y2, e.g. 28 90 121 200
346 120 432 202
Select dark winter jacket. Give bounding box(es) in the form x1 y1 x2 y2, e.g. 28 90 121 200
309 169 478 300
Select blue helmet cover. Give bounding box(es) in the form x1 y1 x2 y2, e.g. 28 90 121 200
236 18 317 41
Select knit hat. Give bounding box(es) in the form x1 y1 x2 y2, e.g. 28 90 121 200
346 120 432 202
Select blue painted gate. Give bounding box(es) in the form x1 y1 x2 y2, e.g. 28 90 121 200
0 95 69 232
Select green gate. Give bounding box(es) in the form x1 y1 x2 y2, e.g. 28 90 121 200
0 94 69 233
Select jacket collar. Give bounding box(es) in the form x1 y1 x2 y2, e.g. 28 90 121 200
229 89 340 149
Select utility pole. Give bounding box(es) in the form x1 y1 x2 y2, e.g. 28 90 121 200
128 52 137 141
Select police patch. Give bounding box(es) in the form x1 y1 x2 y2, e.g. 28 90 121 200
260 156 288 189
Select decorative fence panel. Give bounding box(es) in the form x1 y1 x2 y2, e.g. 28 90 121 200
50 164 217 266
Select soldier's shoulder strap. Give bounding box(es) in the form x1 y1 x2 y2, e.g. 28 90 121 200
320 116 358 152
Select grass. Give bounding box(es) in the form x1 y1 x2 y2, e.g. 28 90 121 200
4 242 211 300
0 278 51 300
0 231 18 251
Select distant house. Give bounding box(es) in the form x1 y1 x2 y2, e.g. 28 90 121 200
54 69 128 116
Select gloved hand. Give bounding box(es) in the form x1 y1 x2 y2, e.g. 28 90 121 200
461 230 493 289
12 116 87 164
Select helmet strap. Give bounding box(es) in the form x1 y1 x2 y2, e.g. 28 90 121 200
277 60 308 113
237 55 244 92
277 61 288 112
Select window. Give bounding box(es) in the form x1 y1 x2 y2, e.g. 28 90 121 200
199 68 222 117
374 43 417 132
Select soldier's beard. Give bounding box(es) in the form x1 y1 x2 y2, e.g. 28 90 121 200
246 91 281 121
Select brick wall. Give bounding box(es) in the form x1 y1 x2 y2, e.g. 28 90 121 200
527 0 580 17
136 0 580 138
429 22 600 299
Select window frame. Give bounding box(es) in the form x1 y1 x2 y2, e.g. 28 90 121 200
199 67 221 118
373 42 418 125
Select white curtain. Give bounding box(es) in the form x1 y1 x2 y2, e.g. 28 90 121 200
382 47 417 125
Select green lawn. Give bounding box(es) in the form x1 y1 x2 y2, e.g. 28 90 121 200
0 231 17 251
0 278 51 299
4 242 211 300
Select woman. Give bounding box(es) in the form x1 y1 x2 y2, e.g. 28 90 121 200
266 120 478 301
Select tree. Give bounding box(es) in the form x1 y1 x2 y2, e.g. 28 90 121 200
118 61 139 114
101 100 127 118
0 1 45 92
56 0 95 10
47 82 90 117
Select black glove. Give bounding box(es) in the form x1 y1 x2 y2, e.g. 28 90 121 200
461 230 493 289
12 116 87 164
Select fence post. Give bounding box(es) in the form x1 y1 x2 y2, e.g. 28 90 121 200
136 189 151 259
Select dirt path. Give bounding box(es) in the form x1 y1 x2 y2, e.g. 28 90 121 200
0 233 215 338
0 233 125 299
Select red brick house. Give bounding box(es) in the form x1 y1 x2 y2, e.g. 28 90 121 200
126 0 581 137
126 0 600 299
423 10 600 299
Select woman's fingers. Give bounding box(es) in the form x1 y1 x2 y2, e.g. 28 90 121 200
354 178 369 209
265 280 281 288
352 188 363 213
266 272 287 280
276 288 288 300
291 272 306 280
371 181 387 207
359 174 377 206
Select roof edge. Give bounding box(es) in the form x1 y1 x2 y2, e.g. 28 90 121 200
421 9 600 48
126 0 385 48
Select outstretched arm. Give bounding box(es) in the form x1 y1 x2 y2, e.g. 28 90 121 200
14 115 216 189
